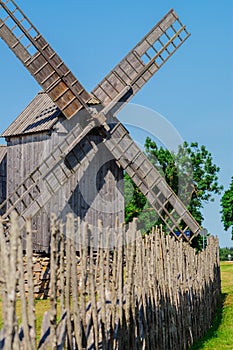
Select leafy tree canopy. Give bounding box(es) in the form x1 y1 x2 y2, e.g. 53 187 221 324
219 247 233 261
221 177 233 239
125 139 223 236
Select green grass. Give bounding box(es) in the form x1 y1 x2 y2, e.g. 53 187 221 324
0 299 57 344
190 262 233 349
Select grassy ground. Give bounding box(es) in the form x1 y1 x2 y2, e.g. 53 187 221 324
0 299 52 343
0 262 232 347
190 262 233 350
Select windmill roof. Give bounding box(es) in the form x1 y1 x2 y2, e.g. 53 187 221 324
0 145 7 163
1 92 62 138
1 91 100 138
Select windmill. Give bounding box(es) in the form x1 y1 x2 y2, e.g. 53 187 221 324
0 1 202 250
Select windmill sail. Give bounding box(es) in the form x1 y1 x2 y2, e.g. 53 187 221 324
92 9 190 109
0 2 201 241
104 123 200 239
0 0 92 119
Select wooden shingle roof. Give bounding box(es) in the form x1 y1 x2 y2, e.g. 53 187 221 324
1 91 100 138
1 92 62 138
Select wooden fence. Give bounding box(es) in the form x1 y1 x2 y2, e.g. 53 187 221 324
0 212 221 349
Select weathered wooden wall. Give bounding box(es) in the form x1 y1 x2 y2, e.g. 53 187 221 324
5 111 124 251
0 145 7 213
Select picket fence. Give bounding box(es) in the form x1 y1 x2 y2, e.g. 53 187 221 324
0 212 221 349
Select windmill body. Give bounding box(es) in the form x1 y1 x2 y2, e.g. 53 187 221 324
0 1 202 250
1 93 124 251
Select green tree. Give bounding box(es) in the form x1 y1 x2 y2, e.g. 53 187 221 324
125 173 159 232
219 247 233 261
221 177 233 239
125 139 223 235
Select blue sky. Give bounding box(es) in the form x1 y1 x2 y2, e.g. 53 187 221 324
0 1 232 246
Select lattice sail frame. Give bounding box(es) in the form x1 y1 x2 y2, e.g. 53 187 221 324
0 1 201 241
0 0 92 118
91 9 190 107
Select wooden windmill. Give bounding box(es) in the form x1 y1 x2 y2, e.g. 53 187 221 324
0 1 202 251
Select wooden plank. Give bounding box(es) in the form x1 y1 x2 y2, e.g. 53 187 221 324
99 79 118 101
107 72 125 92
0 147 7 213
0 19 30 62
126 52 144 72
114 66 131 85
159 12 178 31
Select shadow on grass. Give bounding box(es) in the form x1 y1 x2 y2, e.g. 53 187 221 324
189 292 227 349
